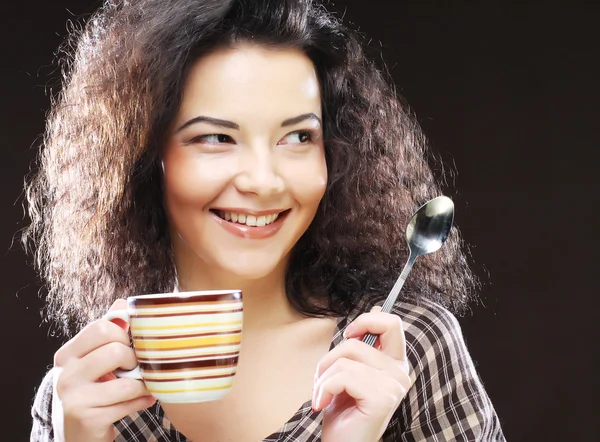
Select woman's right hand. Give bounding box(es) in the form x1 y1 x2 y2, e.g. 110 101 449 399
52 299 156 442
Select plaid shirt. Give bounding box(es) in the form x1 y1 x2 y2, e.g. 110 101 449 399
31 297 505 441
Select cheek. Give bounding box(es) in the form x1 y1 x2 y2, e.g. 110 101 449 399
288 154 328 205
310 168 328 203
162 148 230 208
312 150 328 197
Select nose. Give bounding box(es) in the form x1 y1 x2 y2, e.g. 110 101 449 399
234 145 285 196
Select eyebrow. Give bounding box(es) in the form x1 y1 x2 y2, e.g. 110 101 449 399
175 112 322 133
176 116 239 132
281 113 322 127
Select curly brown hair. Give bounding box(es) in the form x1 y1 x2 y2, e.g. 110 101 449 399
24 0 478 337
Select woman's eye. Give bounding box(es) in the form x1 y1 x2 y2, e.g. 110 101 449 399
280 130 312 145
190 134 233 144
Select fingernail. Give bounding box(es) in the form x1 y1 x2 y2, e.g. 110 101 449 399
311 379 323 412
311 397 320 412
314 390 323 411
343 324 354 338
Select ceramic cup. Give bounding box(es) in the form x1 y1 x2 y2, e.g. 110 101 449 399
102 289 243 403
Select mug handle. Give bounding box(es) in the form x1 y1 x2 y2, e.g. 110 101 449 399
102 309 142 380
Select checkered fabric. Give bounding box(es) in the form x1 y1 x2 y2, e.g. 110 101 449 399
31 297 505 441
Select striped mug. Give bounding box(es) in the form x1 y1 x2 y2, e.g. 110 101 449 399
102 289 243 403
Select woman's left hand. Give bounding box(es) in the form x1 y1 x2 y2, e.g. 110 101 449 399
313 307 412 442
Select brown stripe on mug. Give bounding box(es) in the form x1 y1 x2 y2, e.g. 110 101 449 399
136 351 240 362
132 291 242 306
145 373 236 382
134 299 242 310
142 363 238 374
139 357 239 371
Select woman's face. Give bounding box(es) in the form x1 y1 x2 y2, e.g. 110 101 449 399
162 44 327 284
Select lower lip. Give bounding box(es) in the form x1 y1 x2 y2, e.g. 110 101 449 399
211 211 287 239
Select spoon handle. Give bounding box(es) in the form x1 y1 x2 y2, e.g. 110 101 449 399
362 253 416 347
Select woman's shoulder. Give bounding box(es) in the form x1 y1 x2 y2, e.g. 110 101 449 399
392 297 465 347
384 297 480 375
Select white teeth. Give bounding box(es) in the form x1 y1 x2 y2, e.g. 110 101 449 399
219 211 282 227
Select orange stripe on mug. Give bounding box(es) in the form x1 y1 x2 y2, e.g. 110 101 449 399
133 334 241 350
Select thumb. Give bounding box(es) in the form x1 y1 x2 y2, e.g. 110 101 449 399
109 298 128 311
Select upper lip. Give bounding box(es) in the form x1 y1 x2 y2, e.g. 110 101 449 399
211 207 289 216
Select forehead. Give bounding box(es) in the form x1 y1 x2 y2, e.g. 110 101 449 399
176 44 322 124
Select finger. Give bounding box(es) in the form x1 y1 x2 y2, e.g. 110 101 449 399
344 311 407 361
97 394 157 427
89 377 153 409
313 358 370 412
369 306 383 348
58 341 138 397
69 341 138 382
62 377 152 410
54 301 130 366
315 338 410 387
63 383 156 428
312 358 405 412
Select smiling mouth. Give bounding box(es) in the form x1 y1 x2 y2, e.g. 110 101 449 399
210 209 290 227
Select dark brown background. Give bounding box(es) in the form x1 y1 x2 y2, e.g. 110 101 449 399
1 1 595 441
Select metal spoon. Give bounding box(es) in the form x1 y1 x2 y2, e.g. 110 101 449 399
362 195 455 346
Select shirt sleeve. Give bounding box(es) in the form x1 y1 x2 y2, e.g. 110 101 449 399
31 368 56 442
392 300 505 441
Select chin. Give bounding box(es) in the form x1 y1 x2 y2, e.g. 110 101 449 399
223 263 280 282
214 253 286 282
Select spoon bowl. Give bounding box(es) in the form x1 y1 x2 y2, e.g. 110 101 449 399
406 195 454 256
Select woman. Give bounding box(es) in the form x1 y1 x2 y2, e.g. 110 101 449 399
27 0 505 440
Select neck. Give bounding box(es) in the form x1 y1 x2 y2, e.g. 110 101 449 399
174 258 304 332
